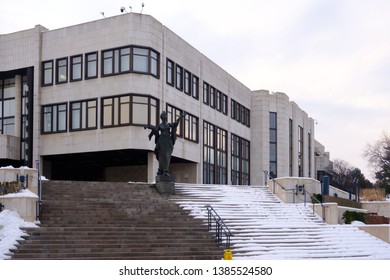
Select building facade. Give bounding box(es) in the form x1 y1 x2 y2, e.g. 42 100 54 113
0 13 329 185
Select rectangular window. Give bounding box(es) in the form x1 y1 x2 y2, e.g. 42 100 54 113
132 96 149 125
216 91 222 112
42 60 53 86
203 121 227 184
42 103 67 133
184 113 199 142
184 70 191 95
289 119 293 176
70 99 97 131
231 134 250 185
175 64 183 91
150 50 159 77
0 78 16 136
203 82 209 105
120 47 131 72
222 94 228 115
102 94 159 128
269 112 277 178
133 47 149 73
167 104 183 137
56 57 68 84
231 99 236 119
85 52 98 79
70 55 83 82
245 108 250 127
166 59 174 86
298 125 304 177
103 50 114 75
308 132 312 177
209 86 215 108
192 75 199 99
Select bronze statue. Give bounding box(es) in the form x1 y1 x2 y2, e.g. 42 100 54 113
145 111 186 176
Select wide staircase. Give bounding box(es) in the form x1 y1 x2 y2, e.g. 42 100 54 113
173 183 390 259
9 181 223 260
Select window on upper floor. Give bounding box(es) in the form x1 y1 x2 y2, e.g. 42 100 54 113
175 64 183 91
192 75 199 100
70 99 97 131
101 94 159 128
42 60 54 86
102 46 159 78
56 57 68 84
42 103 67 133
70 55 83 82
85 52 98 79
166 59 174 86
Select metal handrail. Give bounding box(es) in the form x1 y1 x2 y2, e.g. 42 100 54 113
205 205 233 249
36 160 42 221
264 171 326 222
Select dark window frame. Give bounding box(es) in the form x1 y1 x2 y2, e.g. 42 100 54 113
166 59 175 86
184 70 192 96
203 82 210 105
101 93 159 129
85 51 98 79
42 60 54 86
101 46 160 78
231 134 250 185
175 64 183 91
203 121 227 184
192 75 199 100
70 98 98 131
70 54 83 82
56 57 68 84
41 103 68 134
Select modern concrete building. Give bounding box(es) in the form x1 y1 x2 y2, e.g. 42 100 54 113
0 13 330 185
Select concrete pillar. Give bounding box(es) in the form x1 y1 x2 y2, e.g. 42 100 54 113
147 151 158 183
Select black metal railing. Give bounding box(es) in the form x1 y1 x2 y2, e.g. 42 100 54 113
205 205 233 249
36 160 42 220
264 171 326 222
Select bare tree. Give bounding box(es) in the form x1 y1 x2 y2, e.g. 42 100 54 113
363 132 390 193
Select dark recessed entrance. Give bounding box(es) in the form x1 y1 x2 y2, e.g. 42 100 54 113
42 149 192 182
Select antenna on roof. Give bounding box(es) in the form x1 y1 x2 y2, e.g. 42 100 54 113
120 7 127 13
141 2 144 13
100 12 105 18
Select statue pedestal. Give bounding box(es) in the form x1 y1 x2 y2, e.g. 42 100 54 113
155 175 175 195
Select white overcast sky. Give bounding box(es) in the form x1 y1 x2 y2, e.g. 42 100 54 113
1 0 390 181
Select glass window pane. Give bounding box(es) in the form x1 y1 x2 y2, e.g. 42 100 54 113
133 56 148 72
3 100 15 117
3 79 15 98
132 103 148 124
121 48 130 72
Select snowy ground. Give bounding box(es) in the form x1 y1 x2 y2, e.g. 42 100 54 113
0 210 38 260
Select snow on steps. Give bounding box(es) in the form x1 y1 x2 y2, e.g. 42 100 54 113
173 184 390 260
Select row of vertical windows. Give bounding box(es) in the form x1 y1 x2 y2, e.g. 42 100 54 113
269 112 277 178
231 99 250 127
231 134 250 185
0 78 16 135
42 46 159 86
42 53 97 86
102 46 159 77
298 125 304 177
203 82 228 115
42 94 159 134
166 59 199 100
203 121 228 185
166 104 199 143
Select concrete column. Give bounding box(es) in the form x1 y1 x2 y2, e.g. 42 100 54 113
147 151 158 183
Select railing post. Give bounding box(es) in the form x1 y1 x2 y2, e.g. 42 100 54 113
35 160 42 220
